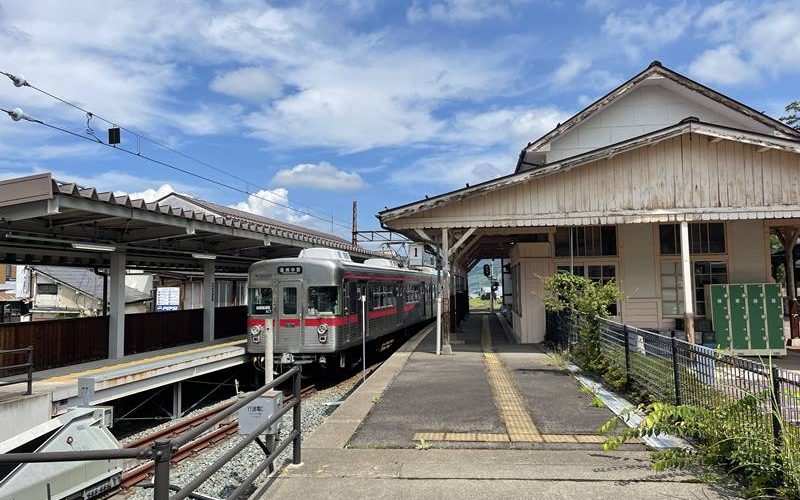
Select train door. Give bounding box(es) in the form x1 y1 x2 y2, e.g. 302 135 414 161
356 281 367 341
277 281 303 349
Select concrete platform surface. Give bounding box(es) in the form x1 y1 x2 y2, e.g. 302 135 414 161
269 312 739 499
269 448 738 499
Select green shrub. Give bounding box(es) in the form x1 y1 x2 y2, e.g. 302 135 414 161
541 273 624 388
601 396 800 498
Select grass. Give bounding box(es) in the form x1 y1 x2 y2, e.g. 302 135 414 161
469 296 502 310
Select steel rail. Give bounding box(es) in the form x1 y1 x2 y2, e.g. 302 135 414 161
170 396 298 500
173 367 298 448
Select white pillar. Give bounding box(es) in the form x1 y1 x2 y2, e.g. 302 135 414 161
203 259 215 342
108 251 126 359
441 228 452 355
679 221 696 343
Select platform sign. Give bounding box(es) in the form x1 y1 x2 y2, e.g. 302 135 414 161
156 286 181 312
239 391 283 435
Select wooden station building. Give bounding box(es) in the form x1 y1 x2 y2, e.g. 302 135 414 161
379 61 800 350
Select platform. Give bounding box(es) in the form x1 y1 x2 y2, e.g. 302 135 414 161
269 313 738 499
0 337 246 442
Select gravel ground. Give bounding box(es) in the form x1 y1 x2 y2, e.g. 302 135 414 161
123 371 366 499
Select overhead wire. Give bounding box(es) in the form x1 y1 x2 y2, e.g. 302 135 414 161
0 70 352 229
0 105 354 234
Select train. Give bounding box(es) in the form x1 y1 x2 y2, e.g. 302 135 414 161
246 247 437 372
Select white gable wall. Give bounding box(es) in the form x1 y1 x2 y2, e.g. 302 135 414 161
547 81 773 162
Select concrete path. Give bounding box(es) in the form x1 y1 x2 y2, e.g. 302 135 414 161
266 313 739 499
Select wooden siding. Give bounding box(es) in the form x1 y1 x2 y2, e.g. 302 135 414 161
396 133 800 229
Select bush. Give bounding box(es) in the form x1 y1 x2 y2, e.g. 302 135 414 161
541 273 625 388
601 396 800 498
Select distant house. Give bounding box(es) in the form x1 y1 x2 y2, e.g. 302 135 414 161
20 266 152 320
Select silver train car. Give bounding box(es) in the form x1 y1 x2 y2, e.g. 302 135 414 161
246 248 436 371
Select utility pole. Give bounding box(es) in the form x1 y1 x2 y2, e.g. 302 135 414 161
351 201 358 245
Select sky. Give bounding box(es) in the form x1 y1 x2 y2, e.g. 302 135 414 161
0 0 798 241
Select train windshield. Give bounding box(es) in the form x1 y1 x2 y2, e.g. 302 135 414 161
307 286 339 315
249 287 273 315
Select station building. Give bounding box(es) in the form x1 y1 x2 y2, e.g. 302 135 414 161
379 61 800 346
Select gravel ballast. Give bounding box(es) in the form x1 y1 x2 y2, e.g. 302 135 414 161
124 372 366 499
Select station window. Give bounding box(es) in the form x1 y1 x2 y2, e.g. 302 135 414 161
660 261 727 316
36 283 58 295
554 226 617 257
308 287 339 315
283 287 298 315
659 223 725 255
249 287 272 315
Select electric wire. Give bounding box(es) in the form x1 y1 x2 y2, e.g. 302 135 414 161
0 106 353 236
0 71 352 229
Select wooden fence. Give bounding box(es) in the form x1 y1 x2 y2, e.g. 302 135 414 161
0 305 247 371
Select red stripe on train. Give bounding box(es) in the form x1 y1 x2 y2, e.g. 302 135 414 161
403 302 418 312
367 307 397 319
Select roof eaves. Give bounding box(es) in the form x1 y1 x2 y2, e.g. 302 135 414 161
381 120 800 223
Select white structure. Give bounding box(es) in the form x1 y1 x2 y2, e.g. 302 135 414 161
379 61 800 346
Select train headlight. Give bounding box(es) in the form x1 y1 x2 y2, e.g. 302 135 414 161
249 324 263 344
317 323 329 343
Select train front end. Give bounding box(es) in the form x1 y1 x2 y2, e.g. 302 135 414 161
246 253 344 373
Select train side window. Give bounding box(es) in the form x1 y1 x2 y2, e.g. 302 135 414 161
249 287 272 315
283 287 297 315
308 286 339 315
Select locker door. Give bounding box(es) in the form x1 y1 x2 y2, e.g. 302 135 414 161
709 285 731 349
746 284 767 350
764 284 785 350
728 285 748 351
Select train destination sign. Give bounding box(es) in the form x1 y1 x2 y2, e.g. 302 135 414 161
278 266 303 275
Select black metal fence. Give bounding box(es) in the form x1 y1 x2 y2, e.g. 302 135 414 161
0 366 302 500
549 312 800 467
0 346 33 395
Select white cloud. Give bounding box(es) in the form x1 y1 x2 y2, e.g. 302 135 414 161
552 56 591 87
688 1 800 86
407 0 530 23
388 150 512 188
210 67 283 103
446 107 569 147
243 46 512 151
688 44 758 86
271 162 365 191
602 2 697 59
124 184 176 203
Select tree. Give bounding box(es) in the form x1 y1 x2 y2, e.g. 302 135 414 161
780 101 800 130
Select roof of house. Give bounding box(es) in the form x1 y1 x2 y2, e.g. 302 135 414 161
517 61 800 171
160 193 351 245
379 119 800 223
33 266 152 303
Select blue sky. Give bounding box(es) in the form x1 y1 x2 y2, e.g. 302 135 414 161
0 0 798 240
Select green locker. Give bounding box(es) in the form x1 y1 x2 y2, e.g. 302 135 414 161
765 284 785 350
704 283 786 356
706 284 730 348
728 285 749 351
746 284 767 350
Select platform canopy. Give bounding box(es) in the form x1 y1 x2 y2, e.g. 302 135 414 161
0 172 375 272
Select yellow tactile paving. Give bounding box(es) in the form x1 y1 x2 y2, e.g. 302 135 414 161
414 432 510 442
412 316 611 446
41 338 246 382
480 315 542 442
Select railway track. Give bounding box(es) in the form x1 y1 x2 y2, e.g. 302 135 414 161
115 352 389 495
118 383 317 490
